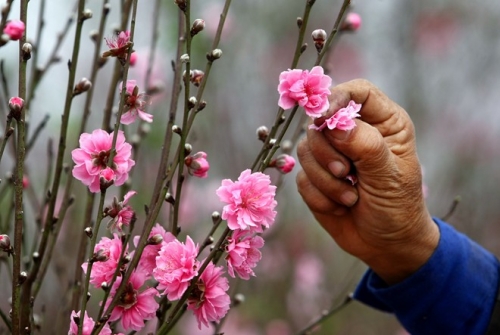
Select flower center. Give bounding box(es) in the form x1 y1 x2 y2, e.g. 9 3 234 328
119 282 138 309
91 150 111 169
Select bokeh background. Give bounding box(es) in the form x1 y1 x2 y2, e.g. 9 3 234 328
1 0 500 334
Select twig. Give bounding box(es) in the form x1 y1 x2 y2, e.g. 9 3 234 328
25 113 49 153
26 0 46 110
0 0 14 46
441 196 461 222
0 306 12 333
12 0 29 333
295 295 353 335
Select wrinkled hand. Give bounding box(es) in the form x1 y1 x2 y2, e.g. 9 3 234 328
296 79 439 284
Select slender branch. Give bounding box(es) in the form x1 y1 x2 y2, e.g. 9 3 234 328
25 113 49 153
12 0 29 333
295 295 353 335
441 196 461 222
26 0 46 110
0 120 14 164
0 306 12 333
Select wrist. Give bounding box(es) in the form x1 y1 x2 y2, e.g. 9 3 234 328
363 213 440 285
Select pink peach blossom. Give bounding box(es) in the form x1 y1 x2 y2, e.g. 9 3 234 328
119 80 153 125
103 30 132 58
3 20 25 40
309 100 361 131
8 96 24 112
129 52 138 66
106 271 159 331
105 190 137 234
71 129 135 193
135 223 175 275
82 234 127 288
278 66 332 118
185 151 210 178
187 262 230 329
68 310 112 335
272 154 296 174
216 169 277 233
226 230 264 280
153 236 200 300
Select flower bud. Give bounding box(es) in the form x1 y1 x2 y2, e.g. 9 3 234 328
312 29 327 52
184 143 193 155
0 234 13 254
180 54 190 63
21 42 32 61
129 52 137 66
340 12 362 32
185 151 209 178
271 154 296 174
234 293 245 306
190 19 205 37
196 100 207 112
82 8 93 20
188 96 197 109
211 211 221 223
19 271 27 285
256 126 269 142
84 227 93 238
165 192 175 205
8 96 24 121
296 17 303 29
300 43 308 54
73 77 92 96
281 140 293 153
190 69 204 87
93 249 110 262
172 125 182 134
207 49 222 62
147 234 163 245
3 20 25 41
89 30 99 42
175 0 187 11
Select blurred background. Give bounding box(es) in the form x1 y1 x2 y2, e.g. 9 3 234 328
1 0 500 334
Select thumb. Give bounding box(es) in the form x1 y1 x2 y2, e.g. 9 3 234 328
323 120 395 178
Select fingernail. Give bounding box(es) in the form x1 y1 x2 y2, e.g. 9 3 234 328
328 161 345 177
331 129 351 141
340 190 358 207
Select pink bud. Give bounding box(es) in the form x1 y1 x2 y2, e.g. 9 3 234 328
185 151 210 178
273 154 296 174
22 175 29 189
100 167 115 182
9 97 24 112
341 13 362 32
3 20 25 41
129 52 137 66
0 234 11 252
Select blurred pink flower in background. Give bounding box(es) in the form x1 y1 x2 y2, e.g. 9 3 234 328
216 169 277 233
187 262 230 329
414 11 459 57
120 80 153 124
71 129 135 193
278 66 332 118
82 234 127 288
68 310 112 335
107 271 159 331
226 230 264 279
185 151 210 178
129 52 138 66
135 223 175 275
3 20 25 40
154 236 199 300
340 12 362 32
200 1 235 39
265 319 292 335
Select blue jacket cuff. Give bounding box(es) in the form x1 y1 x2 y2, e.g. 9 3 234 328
353 218 500 334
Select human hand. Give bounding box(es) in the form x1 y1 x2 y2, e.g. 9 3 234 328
296 79 439 284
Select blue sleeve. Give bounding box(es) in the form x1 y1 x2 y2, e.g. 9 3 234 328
353 218 500 335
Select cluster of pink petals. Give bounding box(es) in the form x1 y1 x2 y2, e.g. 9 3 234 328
120 80 153 125
103 30 132 58
135 223 175 275
8 96 24 111
273 154 296 174
3 20 25 40
226 230 264 280
82 234 127 288
185 151 210 178
309 100 361 132
68 310 112 335
71 129 135 193
106 271 159 332
106 191 136 233
187 262 230 329
216 169 277 233
278 66 332 118
153 236 200 300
